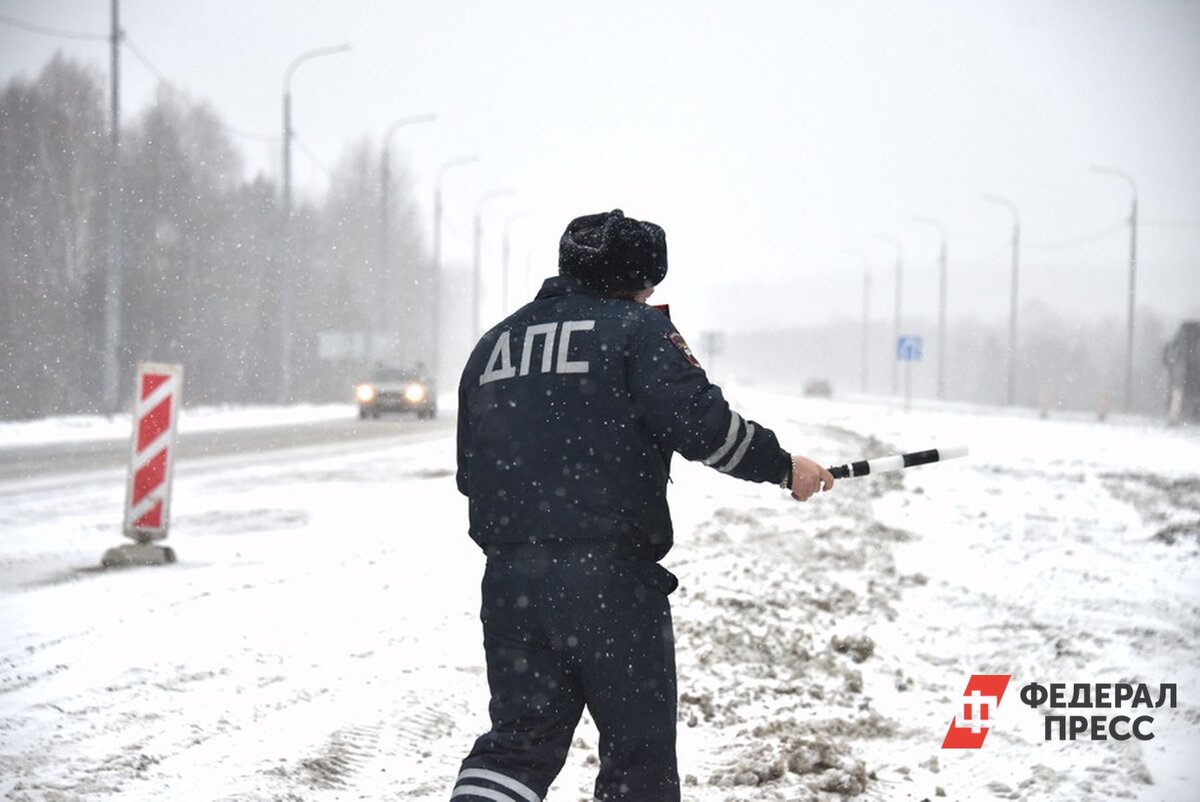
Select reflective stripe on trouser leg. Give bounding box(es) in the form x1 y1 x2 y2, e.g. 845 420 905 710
451 786 517 802
453 769 540 802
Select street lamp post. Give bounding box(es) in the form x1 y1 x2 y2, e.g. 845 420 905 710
981 193 1020 406
378 113 436 363
280 42 350 403
1091 165 1139 413
100 0 125 410
502 210 535 313
872 232 903 396
431 156 478 380
472 188 515 342
101 0 123 412
914 215 948 399
843 249 870 394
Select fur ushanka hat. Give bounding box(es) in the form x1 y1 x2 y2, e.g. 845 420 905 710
558 209 668 294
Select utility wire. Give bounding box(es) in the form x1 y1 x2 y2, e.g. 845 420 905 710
123 34 279 144
0 11 107 41
292 133 333 178
222 124 279 144
2 13 280 145
1025 220 1126 251
1143 219 1200 230
952 240 1013 269
122 36 169 84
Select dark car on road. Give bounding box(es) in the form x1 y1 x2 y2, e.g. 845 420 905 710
803 378 833 398
355 366 437 420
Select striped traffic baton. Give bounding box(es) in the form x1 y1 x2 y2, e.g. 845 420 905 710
827 445 968 479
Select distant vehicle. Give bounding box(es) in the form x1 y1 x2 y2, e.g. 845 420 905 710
803 379 833 398
1164 321 1200 424
355 366 436 420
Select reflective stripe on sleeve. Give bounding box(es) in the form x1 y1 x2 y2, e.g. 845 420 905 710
718 423 756 474
702 411 743 466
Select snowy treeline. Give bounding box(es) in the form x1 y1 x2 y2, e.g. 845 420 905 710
716 302 1176 417
0 55 431 419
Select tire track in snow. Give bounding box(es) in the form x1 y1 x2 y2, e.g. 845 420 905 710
291 722 383 790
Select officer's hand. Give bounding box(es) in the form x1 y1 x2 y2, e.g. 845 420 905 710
790 455 835 501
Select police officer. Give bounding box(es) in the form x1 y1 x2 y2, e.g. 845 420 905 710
451 209 834 802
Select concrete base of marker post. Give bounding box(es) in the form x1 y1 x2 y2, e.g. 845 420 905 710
101 542 176 568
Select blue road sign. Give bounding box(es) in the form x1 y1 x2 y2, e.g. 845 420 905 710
897 335 924 361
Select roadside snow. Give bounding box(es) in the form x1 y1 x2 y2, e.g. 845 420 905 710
0 404 357 447
0 393 1196 801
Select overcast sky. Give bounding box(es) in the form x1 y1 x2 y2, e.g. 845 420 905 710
2 0 1198 337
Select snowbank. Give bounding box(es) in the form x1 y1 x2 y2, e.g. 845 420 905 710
0 403 357 447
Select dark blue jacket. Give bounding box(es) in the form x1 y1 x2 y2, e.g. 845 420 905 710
457 276 791 561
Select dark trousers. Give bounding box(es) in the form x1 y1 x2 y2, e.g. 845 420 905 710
451 551 680 802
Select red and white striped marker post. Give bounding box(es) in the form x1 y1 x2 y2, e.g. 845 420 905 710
102 362 183 567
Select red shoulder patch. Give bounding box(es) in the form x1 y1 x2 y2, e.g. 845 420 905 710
667 331 701 368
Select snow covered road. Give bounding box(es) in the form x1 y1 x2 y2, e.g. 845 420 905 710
0 405 449 481
0 396 1197 801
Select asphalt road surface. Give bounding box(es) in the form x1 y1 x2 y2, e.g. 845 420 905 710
0 414 453 482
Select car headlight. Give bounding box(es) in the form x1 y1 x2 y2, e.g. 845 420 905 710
356 384 377 403
404 383 427 403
